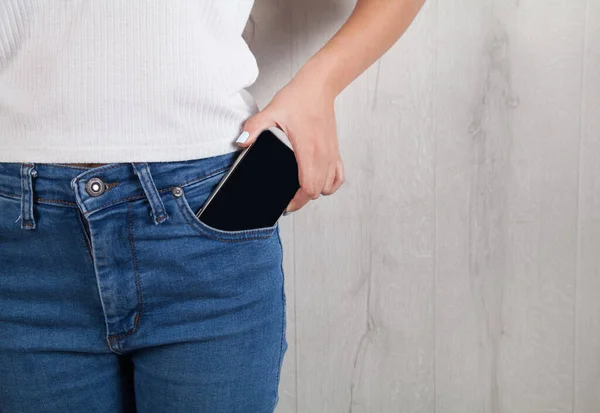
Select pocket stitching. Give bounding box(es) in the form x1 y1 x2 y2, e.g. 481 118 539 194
0 190 20 201
173 190 277 242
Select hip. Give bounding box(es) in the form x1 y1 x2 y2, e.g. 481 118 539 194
0 150 286 354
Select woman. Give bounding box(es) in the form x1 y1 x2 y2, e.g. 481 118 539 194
0 1 424 412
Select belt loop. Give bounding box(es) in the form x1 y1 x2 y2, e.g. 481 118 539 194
19 163 36 230
131 162 168 225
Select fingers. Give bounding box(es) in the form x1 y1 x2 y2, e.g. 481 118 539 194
236 108 345 217
284 148 345 216
330 158 345 194
236 111 277 148
300 155 344 198
294 139 329 200
285 159 344 216
321 158 344 196
285 189 311 214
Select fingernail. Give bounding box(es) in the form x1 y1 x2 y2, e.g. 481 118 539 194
236 131 250 144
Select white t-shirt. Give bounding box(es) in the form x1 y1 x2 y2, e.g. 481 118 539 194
0 0 259 162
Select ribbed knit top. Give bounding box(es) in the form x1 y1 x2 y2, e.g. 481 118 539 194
0 0 259 162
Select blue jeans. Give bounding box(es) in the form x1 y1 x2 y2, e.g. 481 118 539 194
0 151 287 413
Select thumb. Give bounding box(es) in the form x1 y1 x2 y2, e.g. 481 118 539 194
236 111 276 148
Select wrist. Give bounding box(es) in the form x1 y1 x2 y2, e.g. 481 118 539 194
290 54 341 101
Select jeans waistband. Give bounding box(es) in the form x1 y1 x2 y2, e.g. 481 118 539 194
0 151 239 230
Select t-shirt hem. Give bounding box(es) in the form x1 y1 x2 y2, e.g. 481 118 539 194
0 140 242 163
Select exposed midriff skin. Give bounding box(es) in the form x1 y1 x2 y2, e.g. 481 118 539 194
64 163 110 168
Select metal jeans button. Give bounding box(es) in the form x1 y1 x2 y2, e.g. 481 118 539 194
85 177 106 197
172 186 183 197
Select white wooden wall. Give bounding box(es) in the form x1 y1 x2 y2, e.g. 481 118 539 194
246 0 600 412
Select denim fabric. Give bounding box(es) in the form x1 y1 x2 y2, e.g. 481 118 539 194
0 151 288 413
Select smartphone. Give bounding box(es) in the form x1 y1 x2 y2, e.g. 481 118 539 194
196 128 300 232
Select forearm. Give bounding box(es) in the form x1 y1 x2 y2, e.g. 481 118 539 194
291 0 426 98
241 0 425 206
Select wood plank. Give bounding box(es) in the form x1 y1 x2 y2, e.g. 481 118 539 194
500 1 585 412
435 0 585 411
574 1 600 411
434 0 499 411
344 1 437 412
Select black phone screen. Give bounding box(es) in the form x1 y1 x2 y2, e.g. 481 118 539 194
197 130 300 232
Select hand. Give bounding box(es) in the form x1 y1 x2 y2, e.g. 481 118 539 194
236 79 345 213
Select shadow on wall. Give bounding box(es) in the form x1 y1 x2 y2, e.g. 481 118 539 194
243 0 350 101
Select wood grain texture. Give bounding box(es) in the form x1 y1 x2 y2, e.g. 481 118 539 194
342 2 436 412
575 0 600 411
247 0 597 411
500 1 585 412
436 0 586 411
434 0 503 411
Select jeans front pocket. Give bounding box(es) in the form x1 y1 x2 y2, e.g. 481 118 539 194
172 180 278 243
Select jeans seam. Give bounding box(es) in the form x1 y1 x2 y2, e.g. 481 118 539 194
277 288 286 387
43 164 100 170
107 202 143 344
276 226 286 389
76 209 94 264
0 190 20 200
0 190 78 206
36 197 78 206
